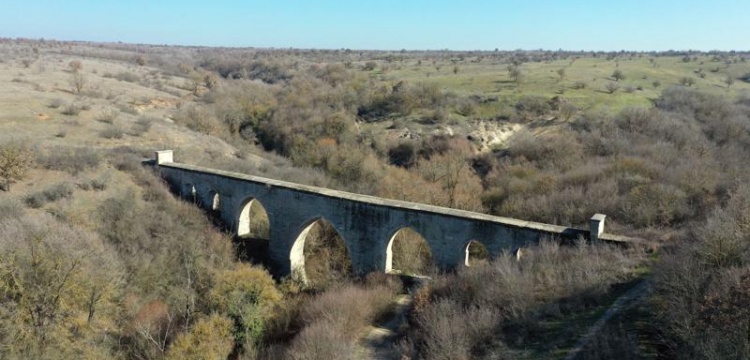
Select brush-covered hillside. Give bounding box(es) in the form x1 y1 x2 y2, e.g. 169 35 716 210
2 39 750 359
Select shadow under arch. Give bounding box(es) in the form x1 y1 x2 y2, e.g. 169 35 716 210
290 217 352 287
183 183 196 202
386 227 434 275
464 240 490 267
234 197 272 266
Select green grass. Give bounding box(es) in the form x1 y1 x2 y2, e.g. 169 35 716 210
368 54 750 116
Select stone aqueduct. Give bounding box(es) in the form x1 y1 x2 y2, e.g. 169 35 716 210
152 150 636 281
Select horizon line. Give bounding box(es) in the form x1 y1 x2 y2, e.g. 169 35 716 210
3 36 749 54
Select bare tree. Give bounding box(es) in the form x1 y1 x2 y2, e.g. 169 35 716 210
508 65 523 84
725 74 735 88
680 76 696 87
611 69 625 81
557 68 566 82
605 81 620 94
135 55 147 66
68 60 82 72
71 72 86 94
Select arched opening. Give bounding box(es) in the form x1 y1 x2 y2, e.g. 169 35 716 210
237 198 270 239
290 218 352 288
235 198 271 265
183 184 196 202
210 192 220 212
386 227 434 275
464 240 489 266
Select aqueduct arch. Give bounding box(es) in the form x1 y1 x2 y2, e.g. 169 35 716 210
385 227 434 275
464 240 490 266
290 217 352 284
237 198 270 239
153 150 637 279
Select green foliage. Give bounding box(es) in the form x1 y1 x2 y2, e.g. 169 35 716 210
0 141 34 191
612 69 625 81
166 314 234 360
209 264 281 349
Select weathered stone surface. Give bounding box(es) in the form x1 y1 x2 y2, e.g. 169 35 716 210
152 151 639 279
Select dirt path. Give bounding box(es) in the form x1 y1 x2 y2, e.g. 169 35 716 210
358 276 427 359
359 295 412 359
564 280 651 360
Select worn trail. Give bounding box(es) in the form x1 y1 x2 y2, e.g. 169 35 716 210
564 280 651 360
358 276 427 359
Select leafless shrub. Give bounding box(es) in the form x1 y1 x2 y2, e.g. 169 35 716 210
286 320 359 360
104 70 139 83
48 98 64 109
116 103 139 115
558 102 578 121
37 147 101 175
572 80 587 89
300 284 396 335
96 108 119 123
0 213 123 358
100 124 125 139
680 76 696 87
130 117 154 136
60 102 83 116
174 105 222 135
25 182 75 208
70 72 86 94
0 197 23 221
282 283 397 358
514 95 551 120
605 81 620 94
412 299 501 360
507 130 583 170
68 59 82 72
406 241 643 359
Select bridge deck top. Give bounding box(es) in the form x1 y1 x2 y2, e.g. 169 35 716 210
159 161 640 244
162 162 576 230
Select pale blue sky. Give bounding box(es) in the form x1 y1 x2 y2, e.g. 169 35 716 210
0 1 747 51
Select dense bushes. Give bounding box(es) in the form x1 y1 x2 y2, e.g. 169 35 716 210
286 283 399 359
651 185 750 359
402 241 644 359
200 58 291 84
476 88 750 233
37 146 101 175
0 214 124 359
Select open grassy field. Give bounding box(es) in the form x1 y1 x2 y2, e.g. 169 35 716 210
372 53 750 115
